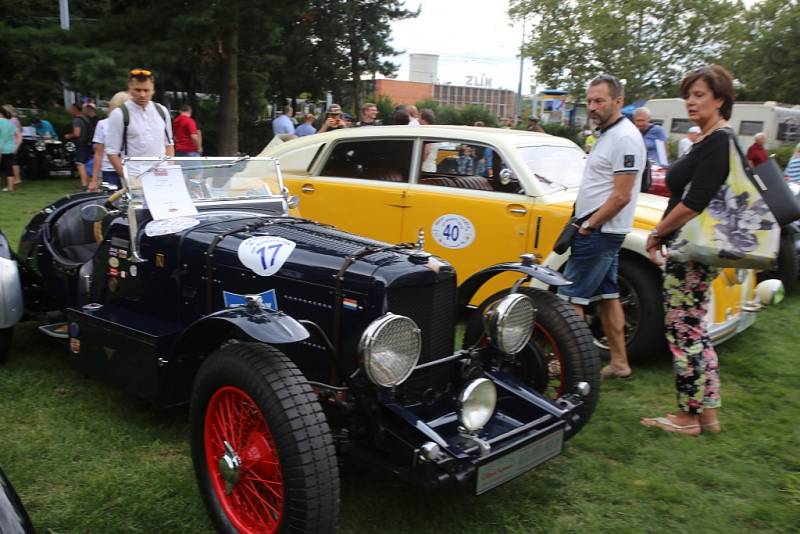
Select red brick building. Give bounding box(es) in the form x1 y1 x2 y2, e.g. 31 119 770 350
368 79 516 119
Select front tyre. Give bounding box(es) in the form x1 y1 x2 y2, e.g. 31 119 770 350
464 287 600 439
586 256 667 362
190 343 339 534
759 229 798 294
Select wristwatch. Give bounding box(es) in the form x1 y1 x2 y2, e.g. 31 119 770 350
580 221 595 232
650 228 660 238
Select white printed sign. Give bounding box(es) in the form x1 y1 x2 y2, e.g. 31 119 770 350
431 214 476 249
237 236 296 277
145 217 201 237
140 165 198 220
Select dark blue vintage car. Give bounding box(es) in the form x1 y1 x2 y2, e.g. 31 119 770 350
0 468 34 534
0 157 599 533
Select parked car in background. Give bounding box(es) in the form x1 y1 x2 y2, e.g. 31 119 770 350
17 129 75 180
263 126 785 360
1 157 599 533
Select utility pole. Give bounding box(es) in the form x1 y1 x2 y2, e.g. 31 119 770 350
59 0 74 109
514 17 526 123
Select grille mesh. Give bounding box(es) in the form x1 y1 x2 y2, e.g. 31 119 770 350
259 222 398 262
387 276 456 364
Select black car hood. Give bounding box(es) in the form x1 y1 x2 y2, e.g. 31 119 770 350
163 209 454 290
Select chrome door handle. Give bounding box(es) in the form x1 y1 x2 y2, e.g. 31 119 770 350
509 207 527 214
301 185 315 193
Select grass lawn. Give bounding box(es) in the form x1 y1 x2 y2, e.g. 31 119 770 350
1 181 799 532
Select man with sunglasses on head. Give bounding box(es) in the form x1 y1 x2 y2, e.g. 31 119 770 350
105 68 174 178
557 74 646 381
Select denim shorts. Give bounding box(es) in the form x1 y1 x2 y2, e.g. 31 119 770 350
74 144 91 164
101 170 121 188
558 231 626 305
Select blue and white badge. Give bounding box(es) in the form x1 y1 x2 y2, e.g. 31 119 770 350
431 214 476 249
237 236 296 277
223 289 278 310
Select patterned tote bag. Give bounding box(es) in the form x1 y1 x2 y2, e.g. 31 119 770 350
668 135 780 269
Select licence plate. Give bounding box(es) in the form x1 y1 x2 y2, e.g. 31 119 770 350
475 429 563 495
50 170 72 176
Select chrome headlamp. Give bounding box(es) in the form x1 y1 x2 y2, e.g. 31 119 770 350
64 141 76 153
482 293 535 354
459 378 497 432
35 141 46 152
359 313 421 387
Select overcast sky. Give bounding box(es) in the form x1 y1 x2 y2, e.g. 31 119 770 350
387 0 761 94
388 0 533 92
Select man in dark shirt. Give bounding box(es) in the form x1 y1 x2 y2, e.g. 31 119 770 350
746 132 768 168
63 104 92 188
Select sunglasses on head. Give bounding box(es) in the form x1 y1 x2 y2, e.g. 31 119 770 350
130 68 152 76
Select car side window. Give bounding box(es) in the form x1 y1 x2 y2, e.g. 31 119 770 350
419 140 517 193
319 140 413 183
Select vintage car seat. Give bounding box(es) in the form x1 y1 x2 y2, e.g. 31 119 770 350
417 175 493 191
51 199 108 264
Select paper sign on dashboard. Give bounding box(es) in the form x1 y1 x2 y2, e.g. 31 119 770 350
140 165 199 220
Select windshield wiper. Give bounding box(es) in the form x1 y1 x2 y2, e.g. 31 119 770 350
533 173 569 192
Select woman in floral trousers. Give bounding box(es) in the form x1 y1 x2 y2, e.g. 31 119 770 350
642 65 736 435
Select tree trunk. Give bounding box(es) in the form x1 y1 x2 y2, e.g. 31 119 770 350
218 5 239 156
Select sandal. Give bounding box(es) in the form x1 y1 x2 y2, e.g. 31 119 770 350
601 365 633 380
641 415 701 436
701 421 722 433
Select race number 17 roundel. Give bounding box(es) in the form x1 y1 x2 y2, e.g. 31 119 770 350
431 214 476 249
237 236 296 276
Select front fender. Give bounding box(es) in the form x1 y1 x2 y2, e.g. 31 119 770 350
457 261 570 310
0 231 23 328
173 305 309 359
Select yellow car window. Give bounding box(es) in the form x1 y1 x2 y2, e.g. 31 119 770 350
321 139 413 183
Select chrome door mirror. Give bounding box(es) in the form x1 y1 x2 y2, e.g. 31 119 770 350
498 168 514 185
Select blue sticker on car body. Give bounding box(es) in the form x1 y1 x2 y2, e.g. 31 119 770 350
223 289 278 310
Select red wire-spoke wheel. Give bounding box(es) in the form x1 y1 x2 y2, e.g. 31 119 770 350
191 343 340 534
531 322 567 398
205 386 283 533
463 287 600 440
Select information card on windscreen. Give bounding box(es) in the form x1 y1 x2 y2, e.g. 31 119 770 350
140 165 199 220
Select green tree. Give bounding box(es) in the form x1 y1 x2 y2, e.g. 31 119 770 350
718 0 800 103
459 104 498 127
510 0 735 101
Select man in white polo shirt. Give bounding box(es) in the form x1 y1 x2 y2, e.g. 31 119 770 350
105 68 174 179
558 74 646 380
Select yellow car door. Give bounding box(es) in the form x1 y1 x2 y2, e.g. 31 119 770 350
402 140 533 303
285 138 414 243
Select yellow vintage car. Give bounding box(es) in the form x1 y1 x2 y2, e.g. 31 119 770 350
262 125 782 360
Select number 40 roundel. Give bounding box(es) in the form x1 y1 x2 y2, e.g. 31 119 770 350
237 236 297 276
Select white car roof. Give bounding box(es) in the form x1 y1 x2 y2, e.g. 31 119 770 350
261 125 579 156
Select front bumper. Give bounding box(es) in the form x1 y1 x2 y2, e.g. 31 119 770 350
372 368 585 494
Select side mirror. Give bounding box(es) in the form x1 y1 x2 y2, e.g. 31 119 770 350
80 204 109 222
498 168 514 185
287 195 300 209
